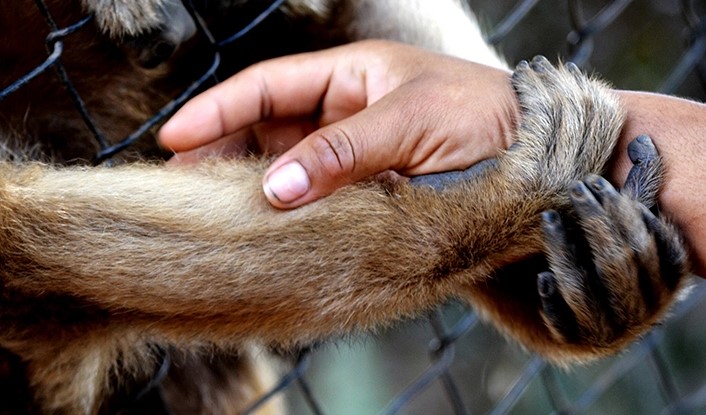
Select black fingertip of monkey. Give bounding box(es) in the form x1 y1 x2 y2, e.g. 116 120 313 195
516 60 530 71
570 181 589 200
627 134 657 165
584 175 618 202
530 55 551 72
541 210 570 248
635 134 653 146
585 174 606 191
531 55 550 64
564 62 583 79
538 271 556 297
538 273 581 343
541 210 560 225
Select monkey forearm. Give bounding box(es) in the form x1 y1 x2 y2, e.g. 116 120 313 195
1 59 642 364
0 160 540 345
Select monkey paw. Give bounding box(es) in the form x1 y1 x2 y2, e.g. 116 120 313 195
538 135 690 349
85 0 196 67
507 56 624 183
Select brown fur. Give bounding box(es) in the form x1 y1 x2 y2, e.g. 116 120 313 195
0 0 690 413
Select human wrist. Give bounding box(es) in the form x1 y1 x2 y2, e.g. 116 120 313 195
614 90 706 276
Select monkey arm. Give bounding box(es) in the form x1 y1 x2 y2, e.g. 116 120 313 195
0 58 618 349
0 158 539 346
0 156 543 415
1 58 685 365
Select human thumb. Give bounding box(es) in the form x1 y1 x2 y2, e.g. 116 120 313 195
262 114 398 209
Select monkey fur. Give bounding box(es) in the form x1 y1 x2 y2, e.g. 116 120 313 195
0 0 690 414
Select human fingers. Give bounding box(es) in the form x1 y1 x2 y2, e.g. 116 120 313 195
158 46 366 152
262 68 516 208
158 40 446 154
166 119 318 164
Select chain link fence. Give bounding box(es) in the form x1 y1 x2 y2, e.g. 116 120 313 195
1 0 706 414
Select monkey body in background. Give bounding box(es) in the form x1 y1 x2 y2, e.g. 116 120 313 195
83 0 506 68
0 0 690 414
0 0 501 162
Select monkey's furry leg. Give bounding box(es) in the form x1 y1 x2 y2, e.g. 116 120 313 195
0 58 688 412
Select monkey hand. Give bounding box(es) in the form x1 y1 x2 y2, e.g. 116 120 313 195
537 134 690 355
458 57 690 362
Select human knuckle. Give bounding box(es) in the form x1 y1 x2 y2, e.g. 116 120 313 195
312 127 357 178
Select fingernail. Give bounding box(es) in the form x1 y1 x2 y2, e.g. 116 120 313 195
264 161 310 203
541 210 559 224
537 272 555 297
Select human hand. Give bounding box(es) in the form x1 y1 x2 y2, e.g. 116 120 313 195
159 40 518 208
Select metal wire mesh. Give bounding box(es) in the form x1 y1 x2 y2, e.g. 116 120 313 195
1 1 706 414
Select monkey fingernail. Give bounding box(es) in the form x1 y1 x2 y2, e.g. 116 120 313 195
538 272 556 297
570 181 589 199
541 210 560 224
264 161 311 204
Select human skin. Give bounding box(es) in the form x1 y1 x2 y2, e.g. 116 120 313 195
158 40 706 277
612 91 706 277
159 41 517 205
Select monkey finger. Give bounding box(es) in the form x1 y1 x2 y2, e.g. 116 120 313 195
628 134 660 167
554 180 650 341
567 180 615 243
538 271 580 343
528 56 569 93
582 175 646 241
563 61 582 78
638 204 689 293
540 209 606 338
529 55 555 75
578 175 654 327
